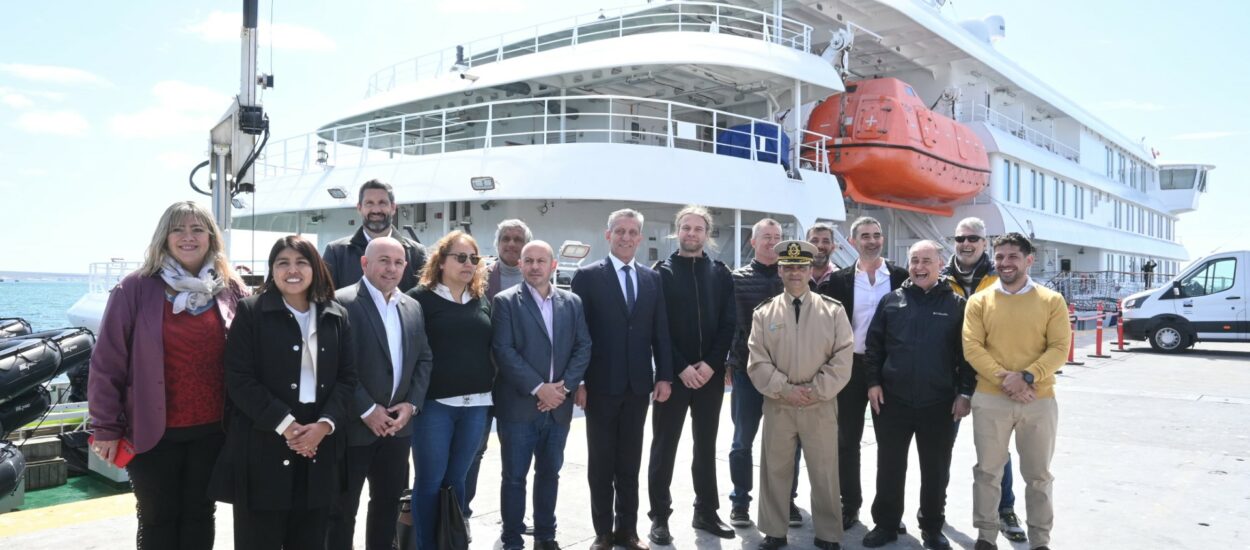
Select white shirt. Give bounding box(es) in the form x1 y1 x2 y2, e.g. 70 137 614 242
993 276 1037 295
361 277 404 418
432 283 493 407
608 254 639 307
274 302 337 436
362 227 393 243
527 282 556 395
852 260 893 355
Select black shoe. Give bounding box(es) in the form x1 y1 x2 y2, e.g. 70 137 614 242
692 512 735 539
841 509 859 531
999 511 1027 542
813 539 841 550
921 529 951 550
861 526 898 548
648 518 673 546
589 535 614 550
788 502 803 527
537 541 561 550
729 506 753 527
973 540 997 550
1033 547 1050 550
897 521 907 535
759 535 788 550
615 531 650 550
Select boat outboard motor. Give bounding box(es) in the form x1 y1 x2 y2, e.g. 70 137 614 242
0 386 51 437
0 338 63 403
0 440 26 497
0 318 31 339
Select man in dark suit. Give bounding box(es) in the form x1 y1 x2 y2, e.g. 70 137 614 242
327 237 433 550
816 216 909 531
492 240 593 550
323 179 427 291
571 208 674 550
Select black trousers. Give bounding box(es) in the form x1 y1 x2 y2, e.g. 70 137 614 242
127 427 224 550
585 391 650 535
327 435 410 550
869 398 956 531
233 403 330 550
837 354 869 513
648 374 725 520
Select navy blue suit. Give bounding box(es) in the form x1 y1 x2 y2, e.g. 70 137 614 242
571 256 674 536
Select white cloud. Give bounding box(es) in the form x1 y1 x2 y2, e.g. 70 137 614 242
186 11 336 52
1168 131 1242 141
13 110 90 137
2 92 34 109
1099 99 1164 112
111 81 231 139
434 0 526 14
0 63 109 87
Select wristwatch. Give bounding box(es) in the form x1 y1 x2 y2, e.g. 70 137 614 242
1021 372 1035 386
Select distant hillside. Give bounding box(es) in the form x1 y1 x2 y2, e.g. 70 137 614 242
0 271 89 282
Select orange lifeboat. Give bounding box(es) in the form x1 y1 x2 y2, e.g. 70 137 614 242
804 78 990 216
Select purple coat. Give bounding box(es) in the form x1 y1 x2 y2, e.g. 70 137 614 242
87 271 245 453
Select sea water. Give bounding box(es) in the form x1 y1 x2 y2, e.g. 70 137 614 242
0 281 89 332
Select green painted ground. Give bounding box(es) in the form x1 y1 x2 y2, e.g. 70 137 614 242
17 474 129 511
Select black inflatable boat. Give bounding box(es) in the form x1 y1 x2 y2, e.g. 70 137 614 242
0 318 31 339
0 440 25 497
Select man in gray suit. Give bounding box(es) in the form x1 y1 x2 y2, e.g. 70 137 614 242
492 240 593 550
328 237 434 550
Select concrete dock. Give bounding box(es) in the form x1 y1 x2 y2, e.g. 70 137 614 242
2 337 1247 549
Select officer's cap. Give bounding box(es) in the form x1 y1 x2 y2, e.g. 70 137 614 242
775 240 816 266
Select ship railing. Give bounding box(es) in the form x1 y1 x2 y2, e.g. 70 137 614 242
1044 270 1176 312
86 260 142 294
257 95 832 178
957 102 1081 164
365 1 814 96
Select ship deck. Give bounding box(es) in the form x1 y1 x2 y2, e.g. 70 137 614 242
2 335 1247 549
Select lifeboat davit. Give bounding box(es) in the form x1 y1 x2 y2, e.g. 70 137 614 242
804 78 991 216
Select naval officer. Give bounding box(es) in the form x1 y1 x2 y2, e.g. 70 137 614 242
747 240 854 550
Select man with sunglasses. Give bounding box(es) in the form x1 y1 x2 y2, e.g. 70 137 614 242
939 217 1026 545
323 179 427 291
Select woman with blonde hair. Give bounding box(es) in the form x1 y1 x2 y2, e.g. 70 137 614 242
89 200 248 549
406 230 495 549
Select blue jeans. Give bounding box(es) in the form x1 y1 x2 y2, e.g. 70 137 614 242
497 412 570 548
410 400 489 550
729 369 800 508
953 417 1015 511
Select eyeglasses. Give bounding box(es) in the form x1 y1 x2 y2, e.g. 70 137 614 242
952 235 983 243
448 253 482 265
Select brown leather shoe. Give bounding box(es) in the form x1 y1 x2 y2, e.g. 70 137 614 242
589 534 614 550
615 531 650 550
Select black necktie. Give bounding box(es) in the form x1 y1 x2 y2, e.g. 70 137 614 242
622 265 636 312
792 297 802 324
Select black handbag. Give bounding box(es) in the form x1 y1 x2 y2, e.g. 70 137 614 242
437 485 468 550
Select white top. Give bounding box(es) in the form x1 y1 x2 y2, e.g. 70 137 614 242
527 282 556 395
432 283 493 408
362 227 393 242
274 302 336 436
361 277 404 418
852 260 893 355
608 254 639 306
993 276 1037 295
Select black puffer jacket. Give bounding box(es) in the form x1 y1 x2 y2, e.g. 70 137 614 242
863 277 975 407
654 252 736 374
727 260 783 371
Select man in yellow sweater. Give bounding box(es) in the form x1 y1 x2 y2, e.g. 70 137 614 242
962 233 1070 550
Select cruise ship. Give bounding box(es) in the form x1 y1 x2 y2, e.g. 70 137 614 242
68 0 1215 329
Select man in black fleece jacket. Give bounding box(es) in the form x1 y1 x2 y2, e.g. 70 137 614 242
647 206 737 544
860 241 974 550
725 218 803 529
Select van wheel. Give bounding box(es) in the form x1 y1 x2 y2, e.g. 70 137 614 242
1149 323 1189 353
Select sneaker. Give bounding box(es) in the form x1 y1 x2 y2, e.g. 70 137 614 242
730 507 752 527
789 502 803 527
998 511 1027 543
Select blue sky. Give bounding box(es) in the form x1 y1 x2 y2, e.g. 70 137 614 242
1 0 1246 274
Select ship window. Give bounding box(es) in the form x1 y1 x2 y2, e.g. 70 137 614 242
1002 160 1011 201
1053 178 1060 214
1013 163 1021 204
1105 146 1114 178
1178 258 1237 297
1160 168 1197 190
1030 170 1038 208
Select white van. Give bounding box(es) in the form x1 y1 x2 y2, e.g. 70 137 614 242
1121 250 1249 352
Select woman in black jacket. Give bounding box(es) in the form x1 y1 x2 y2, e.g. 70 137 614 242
210 235 357 550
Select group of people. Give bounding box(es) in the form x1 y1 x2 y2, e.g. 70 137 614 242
87 178 1068 550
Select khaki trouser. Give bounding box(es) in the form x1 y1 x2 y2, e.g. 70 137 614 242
760 398 842 542
971 392 1059 546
